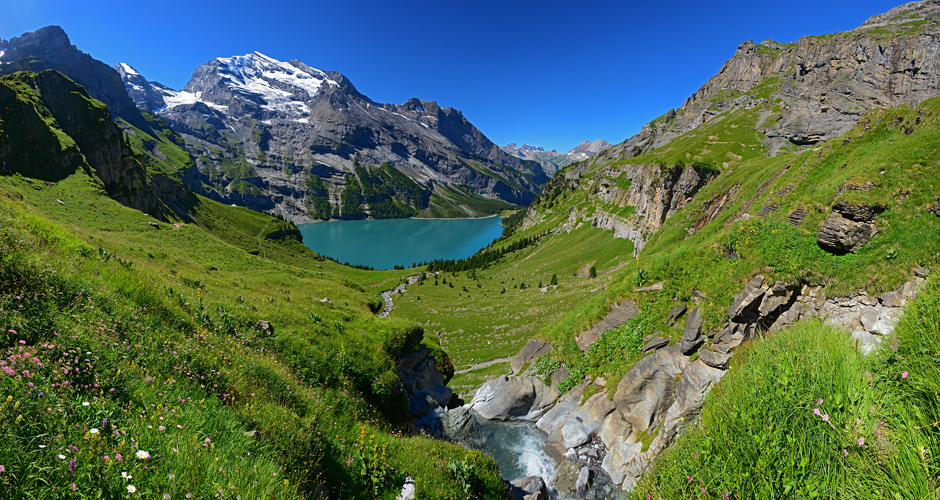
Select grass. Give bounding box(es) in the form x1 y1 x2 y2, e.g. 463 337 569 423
393 224 633 394
633 275 940 499
0 166 506 498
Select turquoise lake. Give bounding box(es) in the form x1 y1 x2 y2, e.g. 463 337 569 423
297 217 505 270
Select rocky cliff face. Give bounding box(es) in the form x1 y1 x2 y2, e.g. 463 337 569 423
524 163 717 256
0 70 162 216
602 0 940 161
121 52 548 222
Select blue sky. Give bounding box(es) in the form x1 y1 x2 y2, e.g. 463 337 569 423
1 0 905 152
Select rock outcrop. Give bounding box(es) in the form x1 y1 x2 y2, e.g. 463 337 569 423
600 1 940 163
461 268 928 495
397 333 454 433
576 300 640 352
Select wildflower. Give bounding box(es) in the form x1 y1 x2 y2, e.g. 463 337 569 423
843 449 849 457
902 371 909 379
168 473 175 480
81 402 90 407
90 428 100 435
127 485 137 493
164 494 170 500
122 472 132 480
817 398 823 405
58 454 66 460
723 494 729 500
71 483 77 492
69 459 76 474
687 475 693 482
115 453 123 462
0 465 5 473
858 437 865 446
39 444 46 449
813 408 821 416
135 450 151 460
822 414 830 422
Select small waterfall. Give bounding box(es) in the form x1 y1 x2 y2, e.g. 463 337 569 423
445 409 557 482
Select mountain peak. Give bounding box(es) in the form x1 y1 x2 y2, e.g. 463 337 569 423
7 25 71 51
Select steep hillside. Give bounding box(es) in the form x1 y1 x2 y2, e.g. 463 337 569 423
117 53 548 222
0 70 167 217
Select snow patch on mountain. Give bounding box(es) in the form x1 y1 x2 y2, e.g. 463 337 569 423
119 62 138 76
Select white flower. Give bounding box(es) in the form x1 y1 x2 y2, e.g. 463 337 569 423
135 450 150 460
89 428 99 435
127 485 137 493
38 445 46 449
121 472 131 480
58 454 66 460
81 402 90 407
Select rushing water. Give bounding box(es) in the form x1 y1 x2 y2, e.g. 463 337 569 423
296 217 505 270
454 415 556 482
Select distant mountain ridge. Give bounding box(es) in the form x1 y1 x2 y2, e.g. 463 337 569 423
0 25 549 222
501 140 610 175
117 52 549 222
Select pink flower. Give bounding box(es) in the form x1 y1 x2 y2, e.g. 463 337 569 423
858 437 865 446
843 449 849 457
687 475 693 482
115 454 123 462
813 408 821 416
902 372 909 379
822 414 829 422
817 398 823 405
0 465 5 473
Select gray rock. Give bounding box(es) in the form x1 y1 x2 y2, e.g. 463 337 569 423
509 476 550 500
817 213 875 254
728 276 766 322
679 305 705 355
860 308 880 331
601 441 643 487
613 346 689 431
698 349 732 370
879 289 904 308
853 329 882 355
550 460 583 498
641 336 670 352
666 304 688 325
914 266 929 278
633 282 665 292
470 376 558 421
511 339 552 374
256 320 274 336
576 467 591 497
833 202 881 222
550 365 569 389
598 410 633 449
655 360 726 450
576 300 640 352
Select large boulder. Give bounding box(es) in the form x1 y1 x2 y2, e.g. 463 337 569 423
817 213 874 254
613 346 689 432
470 376 559 421
511 339 552 374
601 441 644 487
576 300 639 352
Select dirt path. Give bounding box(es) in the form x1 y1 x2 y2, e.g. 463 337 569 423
378 274 423 318
455 357 512 374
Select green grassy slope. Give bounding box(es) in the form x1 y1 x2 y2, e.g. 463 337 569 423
0 73 506 498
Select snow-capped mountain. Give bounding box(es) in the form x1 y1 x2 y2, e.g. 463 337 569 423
121 52 548 222
501 140 611 175
114 62 178 113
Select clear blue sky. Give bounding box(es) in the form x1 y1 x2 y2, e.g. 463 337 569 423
1 0 905 152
